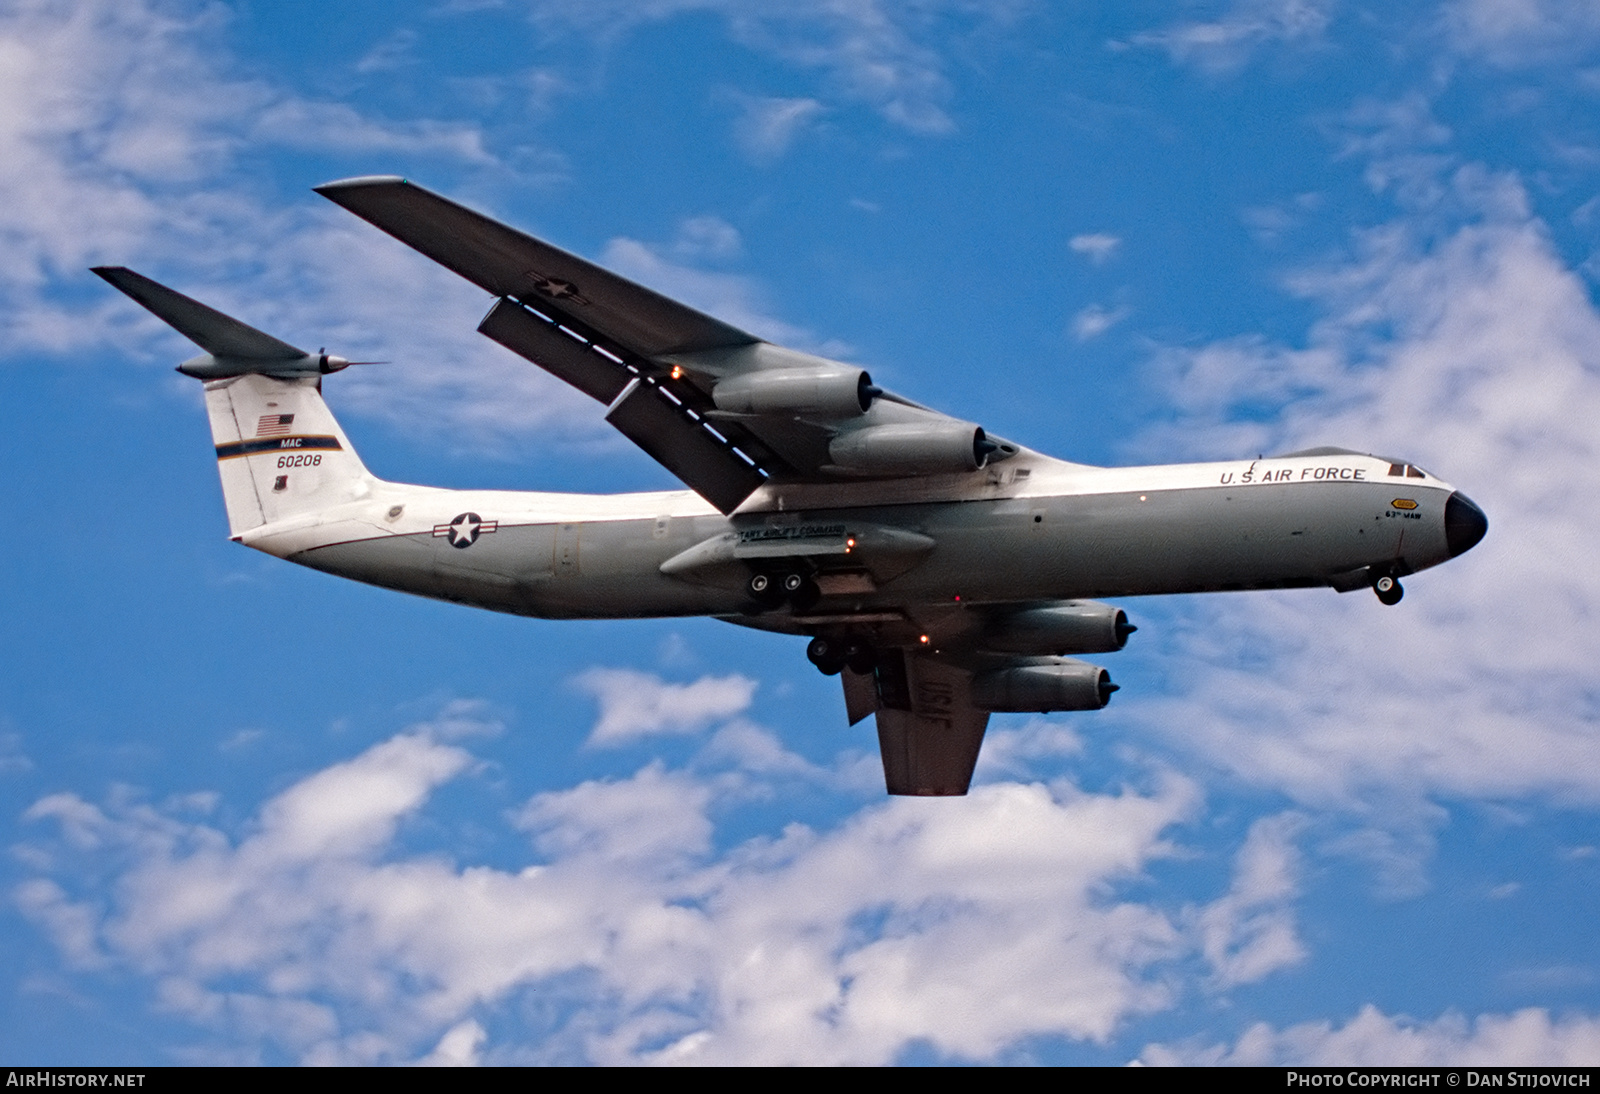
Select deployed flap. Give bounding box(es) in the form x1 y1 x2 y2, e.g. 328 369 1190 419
315 177 756 358
93 267 305 361
605 378 766 514
478 297 632 404
872 651 990 796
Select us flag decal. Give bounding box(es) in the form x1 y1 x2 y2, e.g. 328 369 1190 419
256 413 295 437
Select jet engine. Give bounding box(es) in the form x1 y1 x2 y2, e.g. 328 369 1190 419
982 601 1135 656
712 367 878 418
828 421 996 474
970 658 1117 712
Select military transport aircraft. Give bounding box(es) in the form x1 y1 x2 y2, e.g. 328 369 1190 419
94 177 1487 796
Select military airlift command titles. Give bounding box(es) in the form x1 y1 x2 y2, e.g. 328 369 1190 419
1286 1074 1592 1087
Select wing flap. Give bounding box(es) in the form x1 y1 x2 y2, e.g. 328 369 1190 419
604 378 766 514
315 177 756 358
872 651 989 796
478 298 632 404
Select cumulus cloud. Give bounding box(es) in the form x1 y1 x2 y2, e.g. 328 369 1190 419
14 720 1247 1064
575 669 757 745
1140 1004 1600 1065
1122 162 1600 822
0 0 616 455
1190 813 1307 987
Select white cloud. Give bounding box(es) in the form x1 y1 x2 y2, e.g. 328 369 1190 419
1105 151 1600 914
575 669 757 745
1073 303 1131 341
601 236 821 348
0 730 32 773
1443 0 1600 66
14 718 1273 1064
249 101 495 163
0 0 611 456
521 0 995 133
1131 0 1336 75
355 28 419 75
418 1019 488 1066
973 718 1084 782
1070 233 1122 264
671 215 743 261
1189 813 1306 987
733 95 824 162
1140 1004 1600 1065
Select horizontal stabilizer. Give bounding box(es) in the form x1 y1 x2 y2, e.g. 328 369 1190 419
92 267 305 361
314 176 757 358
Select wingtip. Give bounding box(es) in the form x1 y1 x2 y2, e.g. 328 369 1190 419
314 175 408 196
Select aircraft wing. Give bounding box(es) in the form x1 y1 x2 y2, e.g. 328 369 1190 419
317 177 1012 514
314 177 756 358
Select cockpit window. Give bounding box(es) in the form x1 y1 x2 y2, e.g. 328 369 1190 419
1387 463 1429 478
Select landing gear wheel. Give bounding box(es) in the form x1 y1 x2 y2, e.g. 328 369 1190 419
788 577 821 612
747 571 784 607
782 572 805 594
806 636 845 676
1374 574 1404 606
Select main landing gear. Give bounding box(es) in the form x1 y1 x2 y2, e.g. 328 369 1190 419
747 568 820 611
1373 573 1404 606
806 636 878 676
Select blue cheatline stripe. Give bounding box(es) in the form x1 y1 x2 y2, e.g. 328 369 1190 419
215 435 344 460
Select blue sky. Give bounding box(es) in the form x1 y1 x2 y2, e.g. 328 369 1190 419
4 0 1600 1066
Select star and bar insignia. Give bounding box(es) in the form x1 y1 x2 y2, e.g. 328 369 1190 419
524 270 589 306
432 512 499 548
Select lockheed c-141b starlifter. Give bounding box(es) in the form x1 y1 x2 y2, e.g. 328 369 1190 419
94 177 1487 795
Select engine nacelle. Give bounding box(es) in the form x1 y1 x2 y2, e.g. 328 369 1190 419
970 658 1116 713
713 367 877 418
982 601 1135 656
828 421 993 474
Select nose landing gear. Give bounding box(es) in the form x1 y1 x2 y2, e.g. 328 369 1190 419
1373 573 1404 606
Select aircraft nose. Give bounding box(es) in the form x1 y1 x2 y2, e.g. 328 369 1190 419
1445 491 1488 558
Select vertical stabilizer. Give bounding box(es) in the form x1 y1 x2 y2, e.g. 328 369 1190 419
94 267 378 537
205 374 374 537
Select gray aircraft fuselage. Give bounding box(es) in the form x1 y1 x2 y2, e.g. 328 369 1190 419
276 447 1482 655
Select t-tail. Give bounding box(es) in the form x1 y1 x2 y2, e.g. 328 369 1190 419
93 267 376 537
